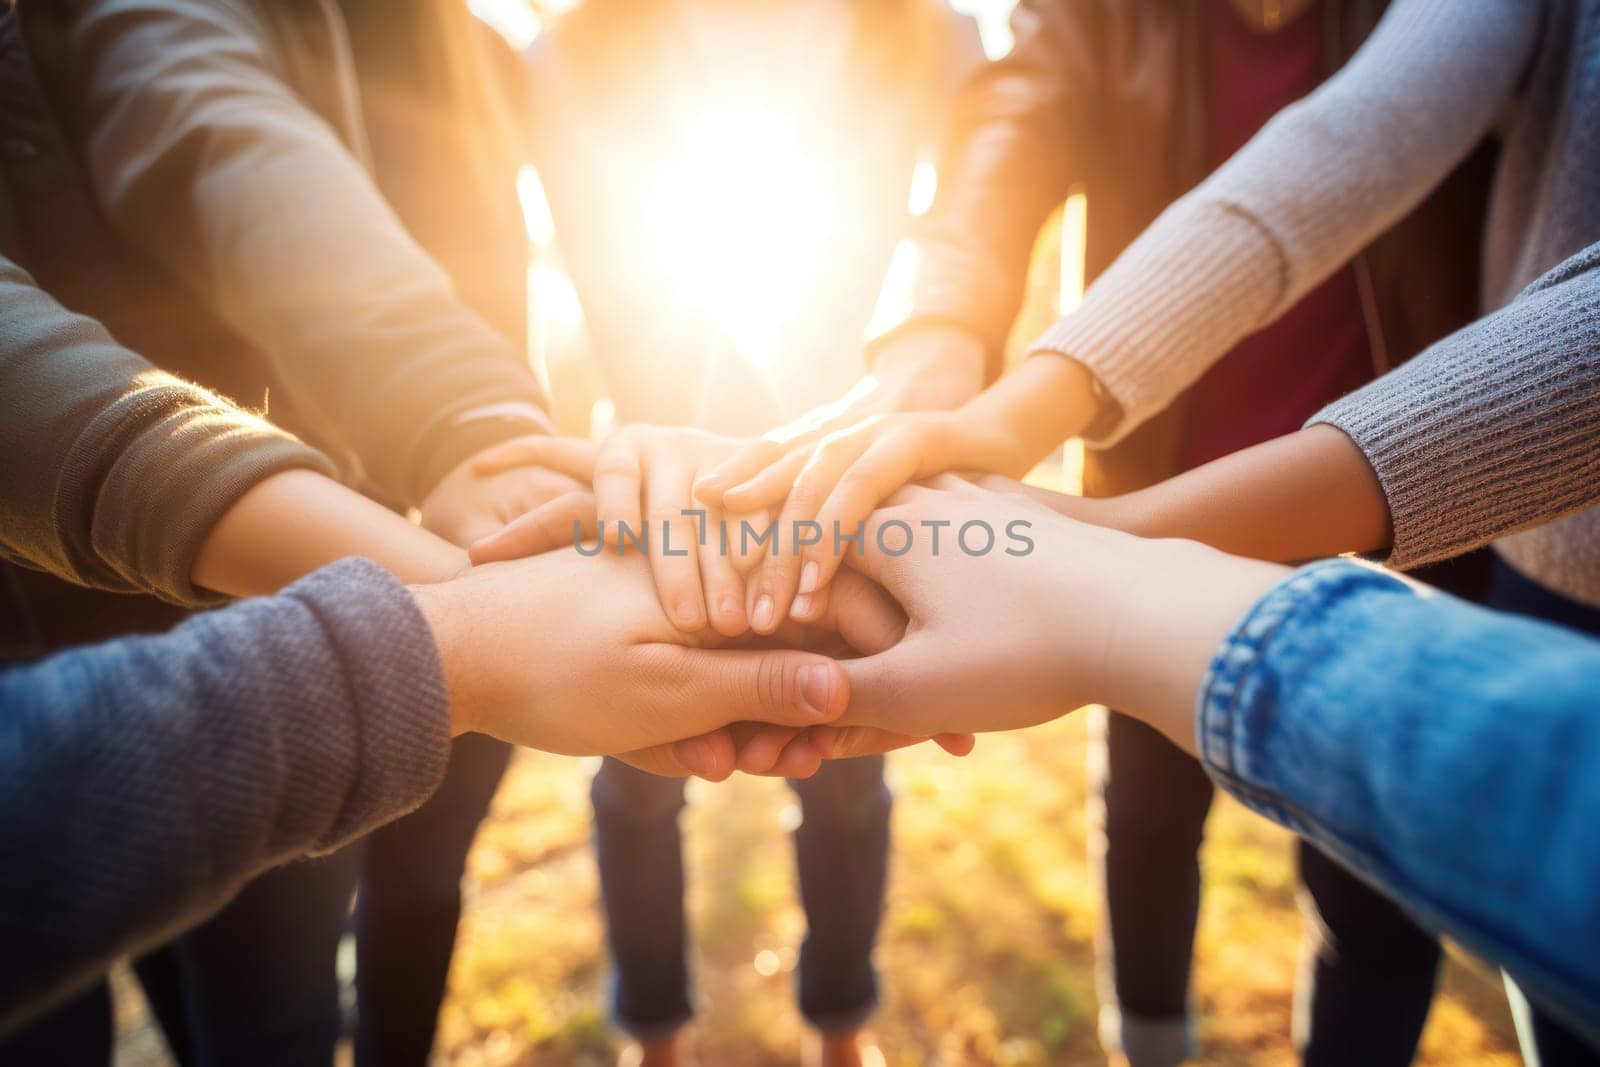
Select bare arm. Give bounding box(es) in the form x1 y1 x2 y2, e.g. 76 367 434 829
1067 425 1391 564
192 470 466 598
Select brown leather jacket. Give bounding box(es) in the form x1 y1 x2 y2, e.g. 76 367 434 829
892 0 1494 495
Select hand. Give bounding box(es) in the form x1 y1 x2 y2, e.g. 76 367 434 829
692 323 988 509
418 436 597 548
411 547 852 760
469 427 769 636
835 477 1286 743
695 410 1029 636
620 564 977 778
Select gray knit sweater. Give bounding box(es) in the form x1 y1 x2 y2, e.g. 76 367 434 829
1028 0 1600 605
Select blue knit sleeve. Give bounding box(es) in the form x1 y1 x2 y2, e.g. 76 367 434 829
0 557 450 1032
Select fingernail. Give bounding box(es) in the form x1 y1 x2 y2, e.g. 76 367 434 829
752 595 774 631
798 561 819 594
791 593 812 617
675 602 700 626
718 594 741 619
797 664 834 717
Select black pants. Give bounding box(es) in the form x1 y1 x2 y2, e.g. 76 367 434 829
1486 557 1600 1067
1094 709 1441 1066
0 733 510 1067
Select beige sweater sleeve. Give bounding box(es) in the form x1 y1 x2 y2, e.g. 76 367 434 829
1027 0 1543 445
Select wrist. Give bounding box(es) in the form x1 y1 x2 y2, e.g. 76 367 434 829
410 568 507 738
1102 537 1288 750
869 325 987 412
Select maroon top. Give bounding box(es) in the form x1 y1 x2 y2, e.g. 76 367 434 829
1177 0 1374 470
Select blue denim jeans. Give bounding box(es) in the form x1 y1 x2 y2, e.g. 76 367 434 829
1199 559 1600 1047
590 754 891 1039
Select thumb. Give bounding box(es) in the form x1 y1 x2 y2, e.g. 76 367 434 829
837 641 938 736
642 645 849 733
469 490 598 564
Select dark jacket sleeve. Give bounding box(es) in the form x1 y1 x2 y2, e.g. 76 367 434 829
67 0 551 508
0 252 333 606
876 0 1098 363
0 558 451 1033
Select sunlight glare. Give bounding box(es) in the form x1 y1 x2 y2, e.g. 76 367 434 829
636 105 832 370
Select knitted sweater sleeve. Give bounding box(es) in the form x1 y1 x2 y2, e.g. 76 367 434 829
0 558 451 1030
1026 0 1542 445
1310 243 1600 569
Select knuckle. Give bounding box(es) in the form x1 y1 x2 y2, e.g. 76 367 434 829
755 655 789 713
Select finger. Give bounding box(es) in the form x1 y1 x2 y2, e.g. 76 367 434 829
835 642 940 736
593 436 644 548
718 449 808 514
694 438 788 504
615 731 736 781
723 508 773 576
748 434 871 634
809 567 906 655
645 461 707 631
641 646 848 733
836 504 915 589
809 725 924 760
934 733 977 757
698 508 748 636
468 490 598 564
732 725 803 775
673 731 737 781
766 735 823 779
469 434 600 482
800 433 923 608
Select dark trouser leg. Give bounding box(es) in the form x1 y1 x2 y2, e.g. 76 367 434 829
0 980 113 1065
168 848 362 1067
590 757 694 1041
1094 709 1215 1067
355 734 513 1067
1486 556 1600 1067
788 755 891 1035
1294 841 1439 1066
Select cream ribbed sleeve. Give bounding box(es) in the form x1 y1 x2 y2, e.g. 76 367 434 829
1027 0 1542 445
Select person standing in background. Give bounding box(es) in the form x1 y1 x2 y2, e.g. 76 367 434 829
0 0 583 1063
524 2 982 1063
688 1 1499 1064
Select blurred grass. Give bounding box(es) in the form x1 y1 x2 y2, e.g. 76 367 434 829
435 723 1519 1066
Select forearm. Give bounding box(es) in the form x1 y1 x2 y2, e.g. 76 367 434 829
1106 425 1392 563
191 469 467 599
0 559 451 1031
955 355 1105 475
1097 536 1289 749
